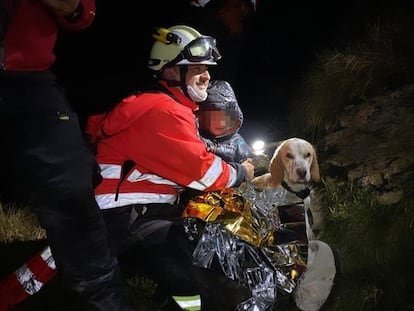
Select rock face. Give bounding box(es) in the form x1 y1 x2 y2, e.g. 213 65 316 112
317 83 414 205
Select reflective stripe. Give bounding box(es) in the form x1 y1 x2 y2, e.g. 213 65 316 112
99 164 184 190
96 192 177 209
15 264 43 295
39 246 56 270
99 164 122 179
187 156 223 190
172 295 201 311
226 164 237 188
128 168 182 188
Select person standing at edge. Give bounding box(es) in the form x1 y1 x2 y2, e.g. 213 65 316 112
86 25 255 310
0 1 135 310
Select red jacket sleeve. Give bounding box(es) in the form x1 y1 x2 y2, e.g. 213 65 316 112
128 101 236 191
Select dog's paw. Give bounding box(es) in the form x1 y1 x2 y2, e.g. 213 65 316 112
251 173 271 191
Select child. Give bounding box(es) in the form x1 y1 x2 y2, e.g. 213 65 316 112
180 79 254 207
196 80 253 163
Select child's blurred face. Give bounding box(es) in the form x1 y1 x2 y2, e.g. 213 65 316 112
197 110 237 137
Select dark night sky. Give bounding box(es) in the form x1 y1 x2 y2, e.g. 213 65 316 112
54 0 411 144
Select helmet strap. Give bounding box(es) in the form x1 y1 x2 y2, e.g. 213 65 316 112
165 79 181 87
179 66 189 97
165 66 193 100
161 66 187 89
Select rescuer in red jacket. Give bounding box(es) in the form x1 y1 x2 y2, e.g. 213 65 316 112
0 1 134 310
86 25 255 310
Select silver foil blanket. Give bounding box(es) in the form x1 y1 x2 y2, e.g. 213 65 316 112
182 183 309 310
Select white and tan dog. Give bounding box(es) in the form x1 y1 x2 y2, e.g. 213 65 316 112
251 137 320 193
252 137 322 236
252 137 336 311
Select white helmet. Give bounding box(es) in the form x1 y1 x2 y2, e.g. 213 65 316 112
147 25 221 72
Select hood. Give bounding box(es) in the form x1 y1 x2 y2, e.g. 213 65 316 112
197 80 244 139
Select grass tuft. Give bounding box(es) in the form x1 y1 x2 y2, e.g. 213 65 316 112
0 204 46 242
125 274 165 311
289 14 414 138
316 180 414 310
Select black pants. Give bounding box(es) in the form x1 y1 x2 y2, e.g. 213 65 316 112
0 70 131 311
109 203 199 308
115 203 252 311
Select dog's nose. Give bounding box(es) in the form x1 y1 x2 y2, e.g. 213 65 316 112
297 167 307 178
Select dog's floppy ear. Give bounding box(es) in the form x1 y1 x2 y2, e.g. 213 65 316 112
310 145 321 183
268 146 284 187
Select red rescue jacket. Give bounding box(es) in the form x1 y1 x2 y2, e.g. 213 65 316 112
1 0 96 71
87 81 243 210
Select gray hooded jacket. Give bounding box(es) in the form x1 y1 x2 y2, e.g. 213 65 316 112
197 80 252 163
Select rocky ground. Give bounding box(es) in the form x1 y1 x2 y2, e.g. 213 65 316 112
317 82 414 206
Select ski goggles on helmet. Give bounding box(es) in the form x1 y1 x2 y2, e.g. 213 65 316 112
173 36 222 65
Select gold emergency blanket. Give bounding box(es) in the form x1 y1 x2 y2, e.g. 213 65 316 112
182 185 309 310
182 188 270 247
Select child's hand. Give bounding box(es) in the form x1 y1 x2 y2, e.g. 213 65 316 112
241 158 255 181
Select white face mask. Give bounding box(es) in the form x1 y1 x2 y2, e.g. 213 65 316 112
187 85 208 102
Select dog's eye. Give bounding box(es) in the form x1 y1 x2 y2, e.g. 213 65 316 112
286 153 293 159
305 152 311 158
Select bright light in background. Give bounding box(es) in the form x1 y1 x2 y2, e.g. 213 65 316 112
252 139 266 155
